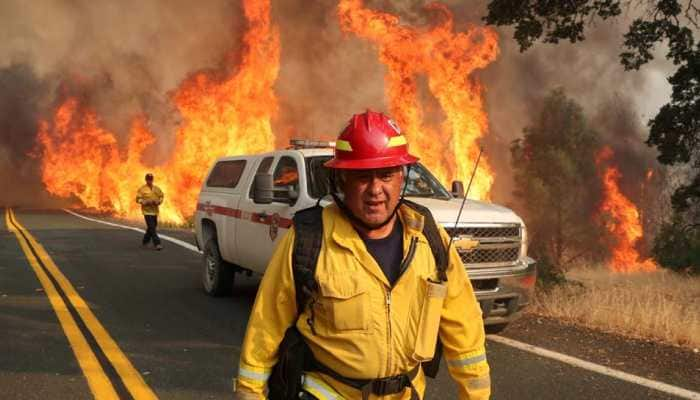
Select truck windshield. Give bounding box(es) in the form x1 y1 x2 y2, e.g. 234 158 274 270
306 156 452 200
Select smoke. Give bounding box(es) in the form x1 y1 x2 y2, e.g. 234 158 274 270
275 0 669 206
0 64 57 207
472 8 672 203
373 0 672 204
0 0 672 208
593 94 659 195
273 0 386 140
0 1 243 88
0 0 245 205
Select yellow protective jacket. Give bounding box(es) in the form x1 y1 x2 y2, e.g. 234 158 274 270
235 204 490 400
135 184 164 216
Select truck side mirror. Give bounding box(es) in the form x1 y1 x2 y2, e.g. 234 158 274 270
253 173 273 204
451 180 465 198
287 186 299 203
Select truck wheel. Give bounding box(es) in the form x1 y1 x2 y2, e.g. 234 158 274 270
202 239 234 296
485 323 509 334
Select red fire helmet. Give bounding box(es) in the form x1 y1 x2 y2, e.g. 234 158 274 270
324 110 419 170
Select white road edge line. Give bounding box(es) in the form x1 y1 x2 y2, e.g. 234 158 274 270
488 334 700 400
63 209 202 254
63 208 700 400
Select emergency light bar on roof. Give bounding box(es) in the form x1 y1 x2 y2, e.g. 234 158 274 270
289 139 335 149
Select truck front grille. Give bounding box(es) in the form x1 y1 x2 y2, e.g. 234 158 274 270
447 226 520 239
460 246 520 264
444 224 522 269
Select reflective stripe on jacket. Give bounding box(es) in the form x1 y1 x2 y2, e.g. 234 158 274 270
235 203 490 399
135 185 164 216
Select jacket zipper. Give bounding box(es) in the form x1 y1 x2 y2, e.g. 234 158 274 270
385 236 418 375
386 290 392 375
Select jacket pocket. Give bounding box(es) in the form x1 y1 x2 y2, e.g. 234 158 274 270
319 282 369 332
412 280 447 361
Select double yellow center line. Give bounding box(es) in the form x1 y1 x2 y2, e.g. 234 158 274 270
5 208 158 400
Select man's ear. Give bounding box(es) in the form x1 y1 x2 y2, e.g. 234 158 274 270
335 170 348 198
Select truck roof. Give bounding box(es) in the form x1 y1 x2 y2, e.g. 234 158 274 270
295 148 334 157
215 147 334 162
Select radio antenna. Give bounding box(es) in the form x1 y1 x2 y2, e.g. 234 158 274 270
447 146 483 253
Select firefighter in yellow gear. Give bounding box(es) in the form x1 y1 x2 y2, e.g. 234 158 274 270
135 173 164 250
234 111 490 399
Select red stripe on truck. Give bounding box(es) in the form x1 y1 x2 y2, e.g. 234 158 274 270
197 203 293 229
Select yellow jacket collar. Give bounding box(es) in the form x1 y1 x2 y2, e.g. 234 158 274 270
324 203 426 286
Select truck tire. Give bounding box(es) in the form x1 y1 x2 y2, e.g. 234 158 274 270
202 238 234 296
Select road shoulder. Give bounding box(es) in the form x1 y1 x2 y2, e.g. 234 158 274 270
501 313 700 393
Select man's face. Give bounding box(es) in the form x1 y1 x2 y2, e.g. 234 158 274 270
340 166 404 228
146 177 153 186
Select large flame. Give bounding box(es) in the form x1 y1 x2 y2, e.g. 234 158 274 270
596 146 657 273
34 0 279 224
35 0 500 223
337 0 499 199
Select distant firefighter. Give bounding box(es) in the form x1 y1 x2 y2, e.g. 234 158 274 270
136 173 164 250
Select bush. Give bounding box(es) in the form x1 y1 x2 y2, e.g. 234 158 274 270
533 252 567 290
652 218 700 274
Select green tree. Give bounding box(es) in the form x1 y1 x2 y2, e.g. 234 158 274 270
652 216 700 273
484 0 700 221
511 89 608 276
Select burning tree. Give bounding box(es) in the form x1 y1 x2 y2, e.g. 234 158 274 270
485 0 700 272
510 89 608 272
595 146 658 272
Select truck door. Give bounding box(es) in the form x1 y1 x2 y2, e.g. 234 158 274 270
236 154 303 273
202 158 249 262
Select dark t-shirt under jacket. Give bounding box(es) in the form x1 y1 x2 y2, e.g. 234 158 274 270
360 220 404 287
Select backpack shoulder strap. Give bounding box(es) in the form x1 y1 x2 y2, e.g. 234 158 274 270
402 199 448 282
291 205 324 315
402 199 450 378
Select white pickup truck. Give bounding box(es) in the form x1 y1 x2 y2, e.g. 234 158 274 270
194 139 536 331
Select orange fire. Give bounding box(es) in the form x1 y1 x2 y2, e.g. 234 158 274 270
646 168 654 180
34 0 279 224
337 0 499 200
35 1 500 223
596 146 657 272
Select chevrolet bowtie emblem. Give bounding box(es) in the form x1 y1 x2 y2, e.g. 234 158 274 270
454 237 480 251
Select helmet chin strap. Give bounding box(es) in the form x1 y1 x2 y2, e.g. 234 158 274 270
329 165 412 232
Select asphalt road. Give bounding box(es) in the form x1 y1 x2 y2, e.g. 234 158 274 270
1 208 696 400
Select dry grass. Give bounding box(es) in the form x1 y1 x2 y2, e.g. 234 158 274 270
530 266 700 349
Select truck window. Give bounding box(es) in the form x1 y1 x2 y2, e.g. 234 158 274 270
249 156 274 198
404 163 451 199
305 156 451 200
257 156 274 174
273 156 299 204
306 156 332 198
207 160 247 188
